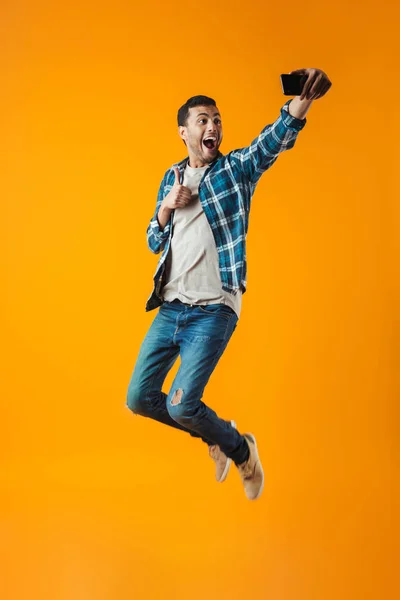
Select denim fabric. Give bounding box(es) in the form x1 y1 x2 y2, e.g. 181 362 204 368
126 300 249 464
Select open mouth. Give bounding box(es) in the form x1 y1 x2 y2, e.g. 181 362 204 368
203 137 217 152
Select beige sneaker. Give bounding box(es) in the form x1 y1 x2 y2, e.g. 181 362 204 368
209 420 236 483
237 433 264 500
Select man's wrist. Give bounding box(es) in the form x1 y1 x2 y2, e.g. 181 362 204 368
287 97 313 120
157 202 172 231
159 202 172 216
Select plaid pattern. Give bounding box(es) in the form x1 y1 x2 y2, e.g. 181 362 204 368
145 99 307 312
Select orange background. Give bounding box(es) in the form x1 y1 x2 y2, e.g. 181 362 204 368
2 1 398 599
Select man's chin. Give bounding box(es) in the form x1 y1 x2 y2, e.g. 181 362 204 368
202 145 219 160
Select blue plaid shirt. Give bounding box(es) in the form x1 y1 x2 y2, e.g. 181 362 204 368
145 99 307 312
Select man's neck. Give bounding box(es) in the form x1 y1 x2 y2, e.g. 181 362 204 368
188 159 208 168
187 152 221 169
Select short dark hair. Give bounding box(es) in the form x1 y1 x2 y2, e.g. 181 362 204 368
177 95 217 127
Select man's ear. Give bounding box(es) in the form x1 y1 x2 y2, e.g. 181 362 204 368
178 125 187 145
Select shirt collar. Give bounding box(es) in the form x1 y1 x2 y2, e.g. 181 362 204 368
175 151 223 170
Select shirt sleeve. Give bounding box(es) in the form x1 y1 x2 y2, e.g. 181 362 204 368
229 99 307 185
146 172 173 254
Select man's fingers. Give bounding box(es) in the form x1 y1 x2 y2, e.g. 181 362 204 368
315 80 331 99
178 186 192 199
300 76 310 100
173 167 181 185
303 76 314 99
313 82 325 100
176 198 190 207
308 74 324 100
179 193 192 204
308 75 321 99
300 72 317 100
296 69 331 100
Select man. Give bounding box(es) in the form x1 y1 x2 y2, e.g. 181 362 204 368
126 68 332 500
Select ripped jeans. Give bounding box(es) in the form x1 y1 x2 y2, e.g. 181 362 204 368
126 299 249 464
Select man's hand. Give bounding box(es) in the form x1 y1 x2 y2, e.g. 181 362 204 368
289 68 332 101
162 167 192 210
157 167 192 231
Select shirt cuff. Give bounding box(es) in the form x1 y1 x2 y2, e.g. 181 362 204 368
150 216 171 240
281 100 307 131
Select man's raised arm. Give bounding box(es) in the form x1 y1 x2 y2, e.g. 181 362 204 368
288 67 332 118
229 68 332 185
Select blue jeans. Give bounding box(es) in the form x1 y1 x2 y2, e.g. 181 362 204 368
126 299 249 464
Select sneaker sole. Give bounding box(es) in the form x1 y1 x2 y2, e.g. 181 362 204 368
218 420 236 483
245 433 264 500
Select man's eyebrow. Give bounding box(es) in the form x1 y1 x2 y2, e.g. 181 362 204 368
196 112 221 118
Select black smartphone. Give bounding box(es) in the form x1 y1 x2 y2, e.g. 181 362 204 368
280 73 307 96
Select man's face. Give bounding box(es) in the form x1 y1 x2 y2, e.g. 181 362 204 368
179 105 223 165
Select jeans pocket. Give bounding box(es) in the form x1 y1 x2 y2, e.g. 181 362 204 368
197 304 234 320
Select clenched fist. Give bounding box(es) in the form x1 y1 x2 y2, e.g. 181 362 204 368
289 68 332 101
162 167 192 210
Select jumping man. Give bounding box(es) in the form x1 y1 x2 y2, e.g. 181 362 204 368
126 68 332 500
